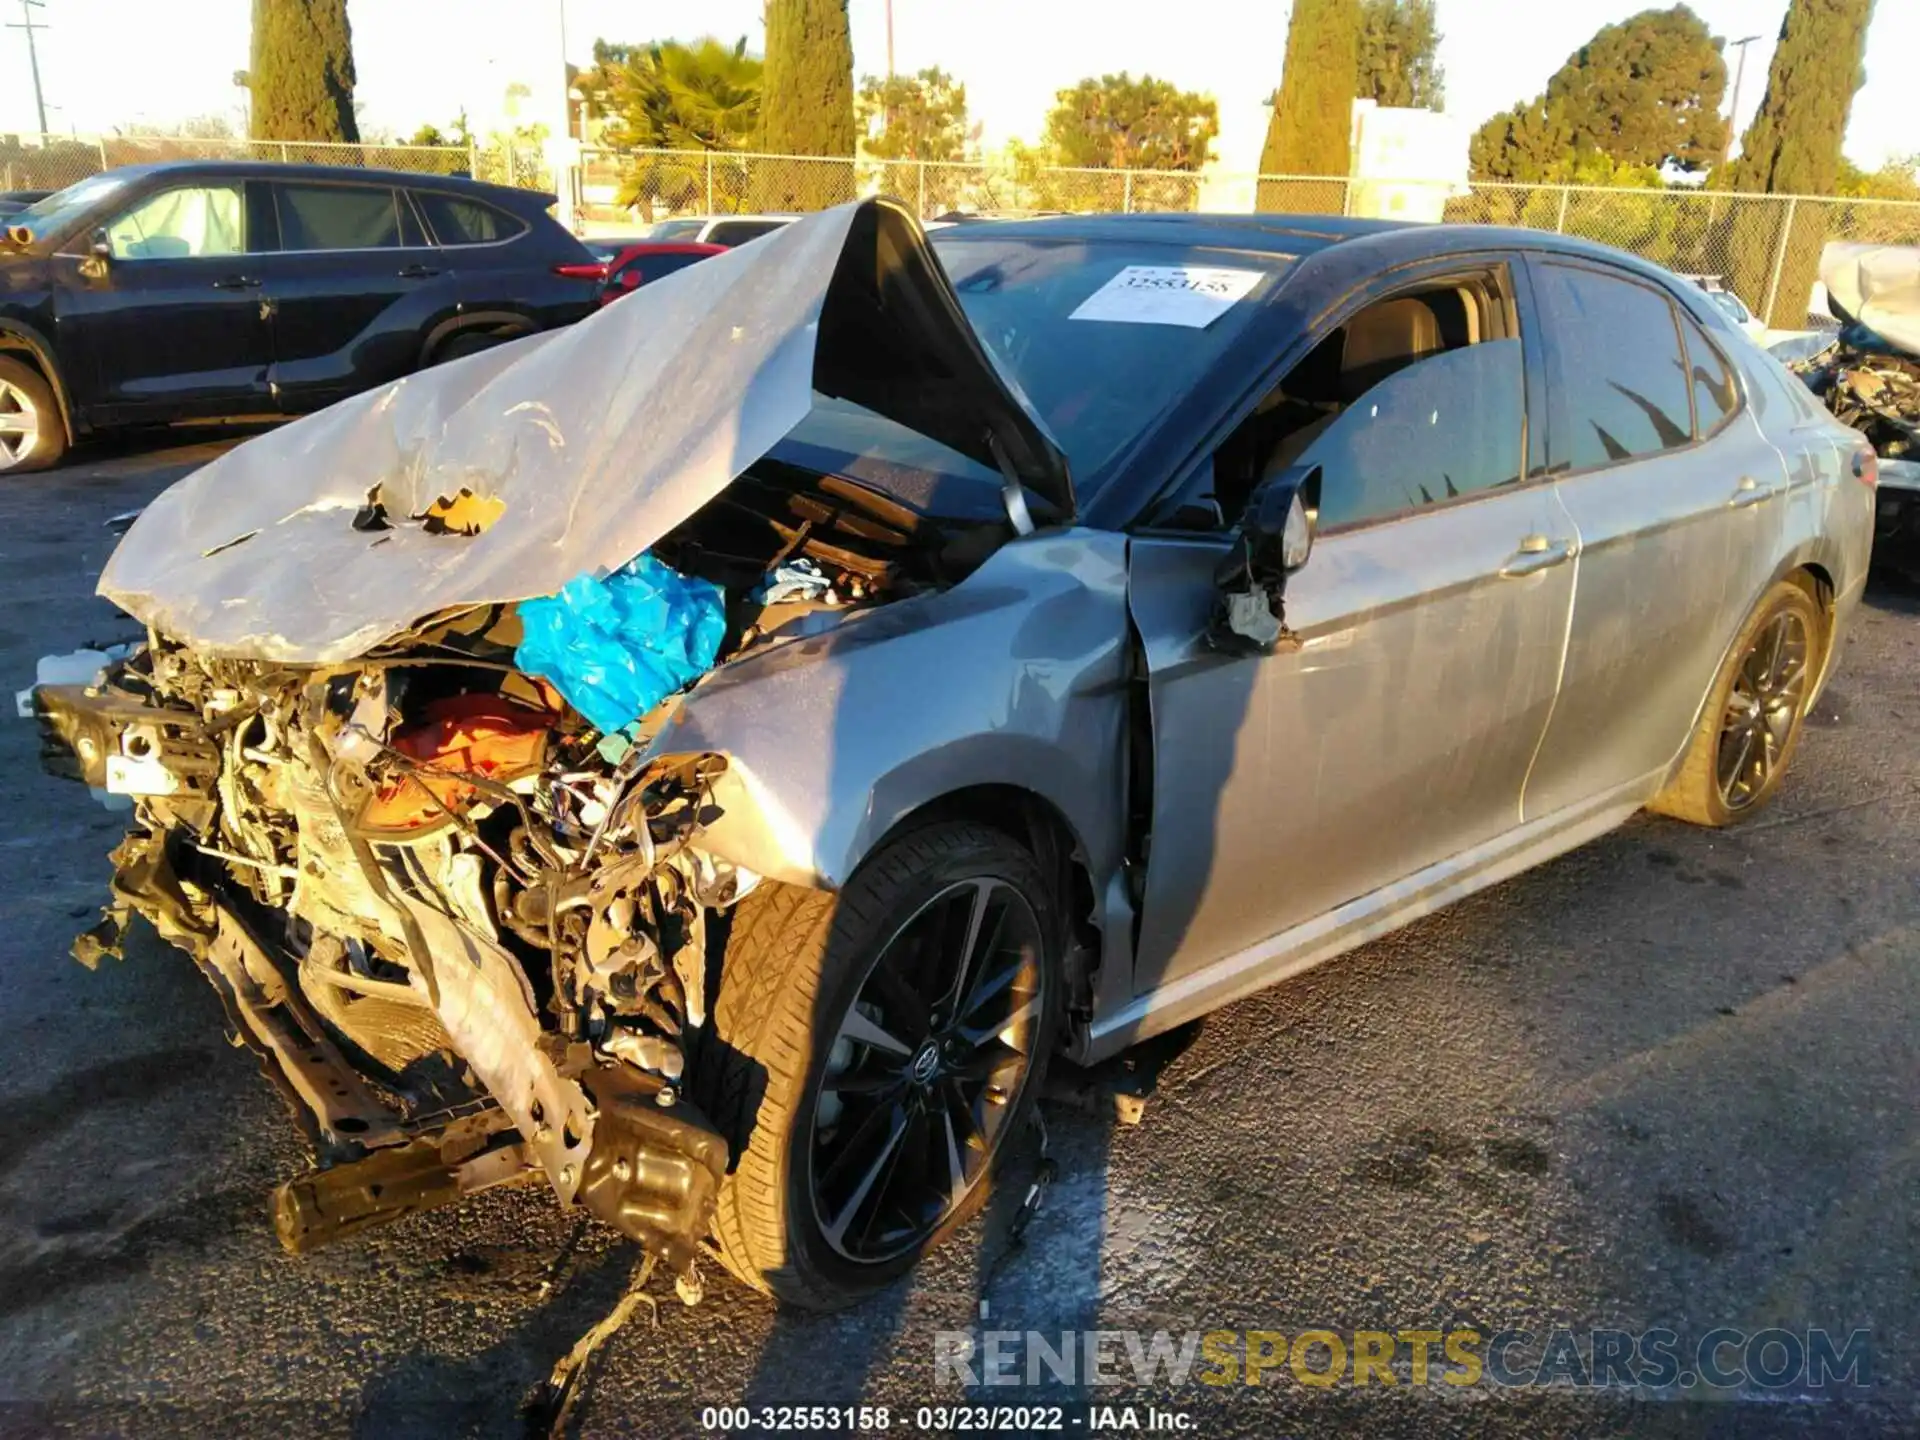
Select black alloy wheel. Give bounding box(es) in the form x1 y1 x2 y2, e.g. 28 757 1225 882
807 875 1049 1264
1717 606 1811 811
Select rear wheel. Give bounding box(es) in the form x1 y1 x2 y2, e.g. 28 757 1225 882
695 822 1062 1310
431 331 510 365
0 355 65 474
1650 579 1823 827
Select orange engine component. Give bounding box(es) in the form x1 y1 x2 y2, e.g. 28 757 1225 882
357 692 554 836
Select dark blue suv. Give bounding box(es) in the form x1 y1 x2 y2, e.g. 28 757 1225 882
0 161 603 472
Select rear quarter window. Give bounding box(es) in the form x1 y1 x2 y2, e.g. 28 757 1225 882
415 192 525 246
1679 310 1740 438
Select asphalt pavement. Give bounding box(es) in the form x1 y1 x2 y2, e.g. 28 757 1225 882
0 435 1915 1439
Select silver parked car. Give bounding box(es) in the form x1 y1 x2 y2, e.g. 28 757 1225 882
33 200 1876 1310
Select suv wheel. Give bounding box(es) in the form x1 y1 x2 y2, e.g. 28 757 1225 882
694 822 1063 1310
432 331 508 365
0 355 65 474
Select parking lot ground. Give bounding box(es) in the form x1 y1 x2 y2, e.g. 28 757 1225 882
0 438 1915 1438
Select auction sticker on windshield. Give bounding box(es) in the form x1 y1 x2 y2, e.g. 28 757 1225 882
1069 265 1265 328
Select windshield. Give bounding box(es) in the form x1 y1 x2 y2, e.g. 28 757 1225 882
928 233 1294 494
647 219 705 241
9 173 128 245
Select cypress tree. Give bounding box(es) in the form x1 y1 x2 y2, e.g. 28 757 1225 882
248 0 359 143
1357 0 1444 112
1724 0 1875 327
1259 0 1362 212
756 0 855 209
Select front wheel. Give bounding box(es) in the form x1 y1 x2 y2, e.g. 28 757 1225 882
0 355 66 474
694 821 1062 1310
1650 578 1824 827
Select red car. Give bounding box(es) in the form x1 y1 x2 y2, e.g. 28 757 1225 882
584 240 727 306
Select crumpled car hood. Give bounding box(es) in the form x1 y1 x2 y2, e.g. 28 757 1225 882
98 199 1071 664
1823 241 1920 355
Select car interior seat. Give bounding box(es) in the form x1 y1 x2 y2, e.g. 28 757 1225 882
1338 297 1442 399
1260 296 1445 478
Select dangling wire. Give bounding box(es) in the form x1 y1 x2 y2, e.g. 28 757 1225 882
526 1250 658 1439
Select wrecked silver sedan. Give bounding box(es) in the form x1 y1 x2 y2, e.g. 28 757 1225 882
33 200 1875 1310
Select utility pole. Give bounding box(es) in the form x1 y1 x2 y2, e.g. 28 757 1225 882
886 0 895 78
1722 34 1761 166
8 0 49 138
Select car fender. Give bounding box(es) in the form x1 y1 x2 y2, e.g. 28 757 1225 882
0 313 76 442
641 530 1134 902
1661 530 1856 795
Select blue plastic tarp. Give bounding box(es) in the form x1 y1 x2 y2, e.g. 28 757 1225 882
514 554 727 736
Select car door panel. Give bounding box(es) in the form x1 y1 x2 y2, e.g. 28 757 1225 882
57 181 271 421
1522 262 1788 819
1128 485 1575 995
261 182 451 412
1126 265 1571 996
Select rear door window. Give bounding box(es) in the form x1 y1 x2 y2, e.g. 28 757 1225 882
1532 262 1695 471
397 192 429 248
275 184 404 251
414 192 523 245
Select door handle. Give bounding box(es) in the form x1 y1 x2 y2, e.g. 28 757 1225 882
1500 535 1575 577
396 264 441 279
1727 475 1783 508
211 274 261 290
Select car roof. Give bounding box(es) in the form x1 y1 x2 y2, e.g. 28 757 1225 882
98 160 553 212
932 211 1411 257
931 211 1723 323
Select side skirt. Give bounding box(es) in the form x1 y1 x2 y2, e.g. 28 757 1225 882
1080 769 1664 1063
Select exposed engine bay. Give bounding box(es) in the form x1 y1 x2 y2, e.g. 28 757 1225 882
34 441 1012 1283
1786 240 1920 579
1784 326 1920 581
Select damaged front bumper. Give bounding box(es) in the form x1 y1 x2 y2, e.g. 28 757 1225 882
33 637 746 1278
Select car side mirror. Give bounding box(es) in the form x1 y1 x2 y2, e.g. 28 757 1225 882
1207 463 1317 656
78 228 111 280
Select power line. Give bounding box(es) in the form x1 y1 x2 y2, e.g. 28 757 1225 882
6 0 48 138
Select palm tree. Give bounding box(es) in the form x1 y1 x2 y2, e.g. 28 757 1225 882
597 36 762 152
585 35 763 214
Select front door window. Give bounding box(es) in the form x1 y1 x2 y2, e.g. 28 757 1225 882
105 185 245 260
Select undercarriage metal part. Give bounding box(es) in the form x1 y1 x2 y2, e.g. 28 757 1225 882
274 1116 533 1254
393 892 597 1206
574 1063 729 1278
200 909 412 1156
35 683 220 829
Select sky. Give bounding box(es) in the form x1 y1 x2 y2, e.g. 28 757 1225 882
0 0 1915 173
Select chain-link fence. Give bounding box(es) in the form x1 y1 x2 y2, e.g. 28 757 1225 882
8 133 1918 328
579 147 1920 326
582 148 1215 220
0 133 493 194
